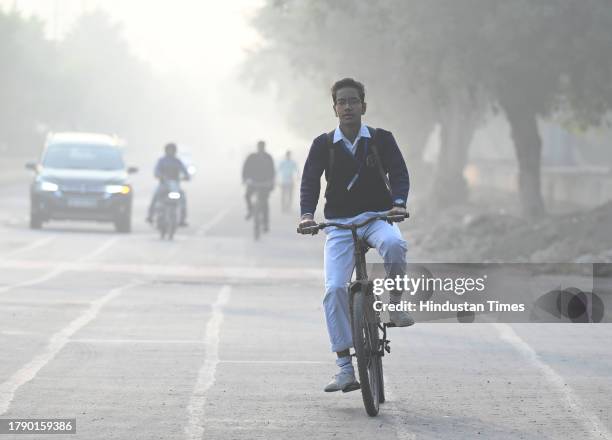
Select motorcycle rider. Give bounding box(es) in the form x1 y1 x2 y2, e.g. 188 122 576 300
146 143 190 226
242 140 275 231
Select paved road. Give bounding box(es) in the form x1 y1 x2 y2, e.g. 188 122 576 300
0 166 611 440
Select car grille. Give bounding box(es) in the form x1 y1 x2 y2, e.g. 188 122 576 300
60 183 106 194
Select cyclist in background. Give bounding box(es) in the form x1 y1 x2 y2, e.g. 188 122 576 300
242 140 275 231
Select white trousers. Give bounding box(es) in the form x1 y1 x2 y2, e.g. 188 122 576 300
323 211 407 352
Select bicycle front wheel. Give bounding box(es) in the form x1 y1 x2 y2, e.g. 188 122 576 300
352 289 381 416
376 353 385 403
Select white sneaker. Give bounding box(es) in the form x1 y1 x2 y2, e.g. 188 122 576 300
324 370 360 393
389 310 415 327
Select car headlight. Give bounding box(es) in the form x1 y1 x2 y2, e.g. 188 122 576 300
39 181 59 192
105 185 131 195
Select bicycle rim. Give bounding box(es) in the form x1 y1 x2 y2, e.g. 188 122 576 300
352 290 380 416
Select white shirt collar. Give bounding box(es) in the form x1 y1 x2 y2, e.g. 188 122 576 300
333 124 370 154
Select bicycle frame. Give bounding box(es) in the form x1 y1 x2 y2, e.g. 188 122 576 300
349 232 391 358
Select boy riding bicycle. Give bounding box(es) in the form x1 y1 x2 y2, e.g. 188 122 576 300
297 78 414 393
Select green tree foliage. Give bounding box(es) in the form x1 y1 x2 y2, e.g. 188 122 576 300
0 10 56 152
247 0 612 215
247 1 436 167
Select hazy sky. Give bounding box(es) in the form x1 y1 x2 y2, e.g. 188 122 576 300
1 0 262 76
0 1 308 153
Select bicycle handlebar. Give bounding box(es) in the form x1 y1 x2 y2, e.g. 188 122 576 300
296 212 409 234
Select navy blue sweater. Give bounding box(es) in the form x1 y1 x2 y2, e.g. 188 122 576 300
300 127 410 219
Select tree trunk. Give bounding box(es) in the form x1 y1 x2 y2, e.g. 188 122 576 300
397 122 434 200
502 101 546 218
431 90 478 208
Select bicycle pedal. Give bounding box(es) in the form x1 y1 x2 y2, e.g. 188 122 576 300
342 381 361 393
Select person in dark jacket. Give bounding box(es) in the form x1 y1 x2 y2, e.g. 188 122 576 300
297 78 414 393
242 140 275 231
146 143 190 225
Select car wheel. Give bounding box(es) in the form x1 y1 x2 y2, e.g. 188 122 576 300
30 211 43 229
114 214 131 233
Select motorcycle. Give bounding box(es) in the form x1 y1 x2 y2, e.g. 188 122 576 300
155 179 183 240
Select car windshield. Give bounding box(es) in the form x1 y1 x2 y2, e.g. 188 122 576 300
42 144 124 170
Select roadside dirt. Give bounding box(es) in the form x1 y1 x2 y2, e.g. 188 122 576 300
407 189 612 263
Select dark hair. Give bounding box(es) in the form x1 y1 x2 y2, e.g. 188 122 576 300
331 78 365 104
164 143 177 154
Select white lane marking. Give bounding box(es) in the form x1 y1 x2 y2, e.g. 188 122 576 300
196 207 232 236
0 299 90 306
494 323 612 440
184 285 231 440
0 330 38 336
0 266 66 294
0 237 118 295
0 280 142 415
0 260 322 281
220 360 328 364
0 236 57 260
70 338 205 345
78 237 118 262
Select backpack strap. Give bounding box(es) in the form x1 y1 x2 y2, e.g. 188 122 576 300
368 128 392 193
324 131 335 196
326 131 335 172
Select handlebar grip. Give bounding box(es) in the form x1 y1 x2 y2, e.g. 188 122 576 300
297 225 321 234
386 212 409 223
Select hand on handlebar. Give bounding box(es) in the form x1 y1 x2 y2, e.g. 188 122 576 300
297 214 319 235
386 206 408 223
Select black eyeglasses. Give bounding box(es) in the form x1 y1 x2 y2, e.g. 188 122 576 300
335 97 362 107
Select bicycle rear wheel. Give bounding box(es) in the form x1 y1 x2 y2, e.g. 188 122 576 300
253 194 261 240
253 208 261 240
352 289 381 416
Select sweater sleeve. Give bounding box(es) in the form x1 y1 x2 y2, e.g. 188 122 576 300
300 135 326 216
382 131 410 204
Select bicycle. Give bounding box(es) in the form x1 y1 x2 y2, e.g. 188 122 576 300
298 212 409 416
247 181 273 240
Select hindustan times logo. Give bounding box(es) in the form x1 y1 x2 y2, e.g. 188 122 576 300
372 274 488 296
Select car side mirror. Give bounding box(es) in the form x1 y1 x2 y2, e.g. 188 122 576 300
25 161 38 171
127 166 139 174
